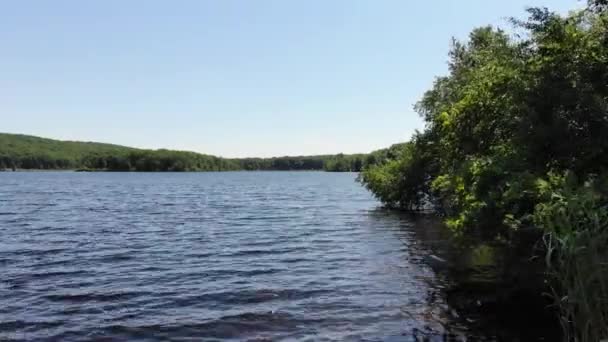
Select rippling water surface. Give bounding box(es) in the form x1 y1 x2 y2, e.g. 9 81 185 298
1 172 478 341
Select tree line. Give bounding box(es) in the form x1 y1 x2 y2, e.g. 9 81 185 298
0 133 377 172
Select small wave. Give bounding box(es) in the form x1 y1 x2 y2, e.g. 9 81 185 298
235 215 302 221
200 268 283 278
93 253 135 262
2 248 68 257
53 311 314 340
0 258 17 266
281 257 314 264
29 270 91 279
43 291 150 303
0 320 64 332
225 246 306 257
167 288 328 308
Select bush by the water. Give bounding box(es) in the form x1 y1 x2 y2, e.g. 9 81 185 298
359 2 608 340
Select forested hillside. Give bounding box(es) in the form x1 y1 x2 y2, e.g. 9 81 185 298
0 133 373 172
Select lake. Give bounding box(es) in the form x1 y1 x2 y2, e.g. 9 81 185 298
1 172 527 341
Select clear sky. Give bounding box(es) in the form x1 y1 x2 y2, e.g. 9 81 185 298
1 0 581 157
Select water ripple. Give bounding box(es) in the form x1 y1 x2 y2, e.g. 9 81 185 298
0 172 475 341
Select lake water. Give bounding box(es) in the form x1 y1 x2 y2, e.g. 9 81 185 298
1 172 510 341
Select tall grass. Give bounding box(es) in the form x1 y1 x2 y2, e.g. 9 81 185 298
535 174 608 341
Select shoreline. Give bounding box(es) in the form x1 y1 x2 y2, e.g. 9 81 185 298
1 168 358 173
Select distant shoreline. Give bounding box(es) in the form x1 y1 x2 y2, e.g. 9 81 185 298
2 132 403 173
1 168 357 173
1 168 76 172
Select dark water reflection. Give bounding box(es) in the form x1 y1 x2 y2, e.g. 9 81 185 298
1 172 547 341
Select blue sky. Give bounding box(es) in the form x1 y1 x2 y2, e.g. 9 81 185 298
1 0 581 157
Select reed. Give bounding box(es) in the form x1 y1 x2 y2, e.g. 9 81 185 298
535 175 608 342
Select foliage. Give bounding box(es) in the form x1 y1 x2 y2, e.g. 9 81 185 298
359 139 435 210
323 153 366 172
358 4 607 339
360 5 608 234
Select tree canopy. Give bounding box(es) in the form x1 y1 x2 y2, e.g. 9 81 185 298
360 5 608 231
